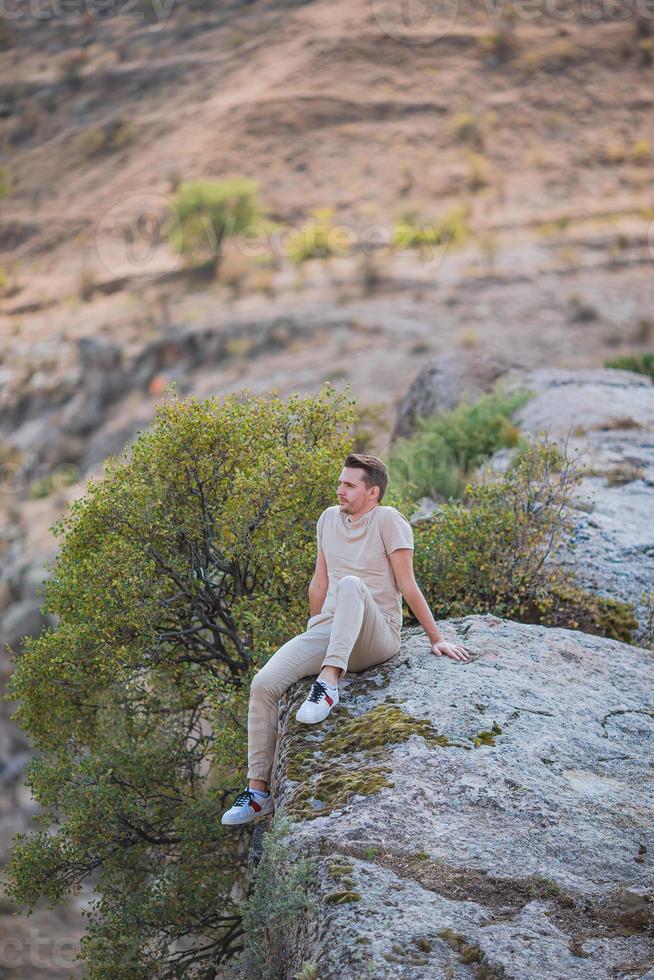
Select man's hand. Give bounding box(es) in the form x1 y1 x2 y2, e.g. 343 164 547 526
430 639 470 662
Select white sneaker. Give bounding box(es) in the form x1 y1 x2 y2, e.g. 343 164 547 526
296 679 340 724
221 788 274 826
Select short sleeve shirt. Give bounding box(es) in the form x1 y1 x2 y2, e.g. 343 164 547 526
315 504 414 633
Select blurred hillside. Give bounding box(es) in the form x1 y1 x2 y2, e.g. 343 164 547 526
0 0 653 972
1 0 653 550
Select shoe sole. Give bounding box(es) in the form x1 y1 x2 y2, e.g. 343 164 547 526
221 806 274 827
296 706 337 724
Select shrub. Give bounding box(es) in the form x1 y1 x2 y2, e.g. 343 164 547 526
411 436 638 641
466 151 490 191
448 112 485 150
0 15 14 48
165 177 269 275
393 204 470 253
77 117 136 158
3 383 357 978
639 39 653 66
59 51 88 90
387 380 532 504
239 814 318 980
482 23 518 64
285 207 354 264
0 165 10 198
604 352 654 381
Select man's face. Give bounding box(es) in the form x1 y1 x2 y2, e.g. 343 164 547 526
336 467 378 514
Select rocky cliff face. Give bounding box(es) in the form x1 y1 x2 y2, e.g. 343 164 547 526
257 615 653 979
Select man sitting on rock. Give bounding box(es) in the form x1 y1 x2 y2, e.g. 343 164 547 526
221 453 470 826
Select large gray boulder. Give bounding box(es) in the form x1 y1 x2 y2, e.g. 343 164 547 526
391 351 516 443
254 615 654 979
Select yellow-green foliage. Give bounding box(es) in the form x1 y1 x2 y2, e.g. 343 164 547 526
388 380 532 503
165 176 271 272
411 436 638 643
393 204 471 252
604 352 654 382
472 721 502 747
285 207 354 264
3 383 357 977
0 165 11 198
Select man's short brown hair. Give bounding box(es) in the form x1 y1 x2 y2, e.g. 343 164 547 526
343 453 388 502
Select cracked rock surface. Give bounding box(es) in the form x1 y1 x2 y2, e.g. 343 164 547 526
268 614 654 979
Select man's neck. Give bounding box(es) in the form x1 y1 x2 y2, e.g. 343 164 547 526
345 502 379 522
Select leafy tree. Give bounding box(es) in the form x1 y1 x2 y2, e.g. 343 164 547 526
165 177 271 275
2 382 357 979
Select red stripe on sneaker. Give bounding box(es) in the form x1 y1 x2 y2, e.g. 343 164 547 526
324 694 333 706
250 799 261 812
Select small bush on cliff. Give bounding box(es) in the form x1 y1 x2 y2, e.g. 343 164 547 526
239 814 318 980
2 382 356 978
387 380 532 503
604 352 654 382
411 436 638 641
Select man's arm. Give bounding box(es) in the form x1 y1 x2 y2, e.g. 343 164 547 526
389 548 469 662
308 548 329 616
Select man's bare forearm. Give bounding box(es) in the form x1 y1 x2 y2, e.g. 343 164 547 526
308 581 328 617
401 583 445 644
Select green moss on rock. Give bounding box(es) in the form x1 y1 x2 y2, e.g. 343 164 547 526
472 721 503 747
327 863 354 877
324 889 361 904
285 761 394 820
282 703 453 819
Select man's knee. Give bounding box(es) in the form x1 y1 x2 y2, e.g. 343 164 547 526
337 574 364 593
250 667 281 702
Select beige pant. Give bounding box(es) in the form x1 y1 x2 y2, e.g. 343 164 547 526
247 575 402 782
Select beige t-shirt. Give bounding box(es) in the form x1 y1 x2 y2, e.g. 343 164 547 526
311 503 414 635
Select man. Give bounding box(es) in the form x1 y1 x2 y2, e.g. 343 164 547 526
221 453 470 826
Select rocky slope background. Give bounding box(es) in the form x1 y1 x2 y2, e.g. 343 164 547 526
1 0 654 973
